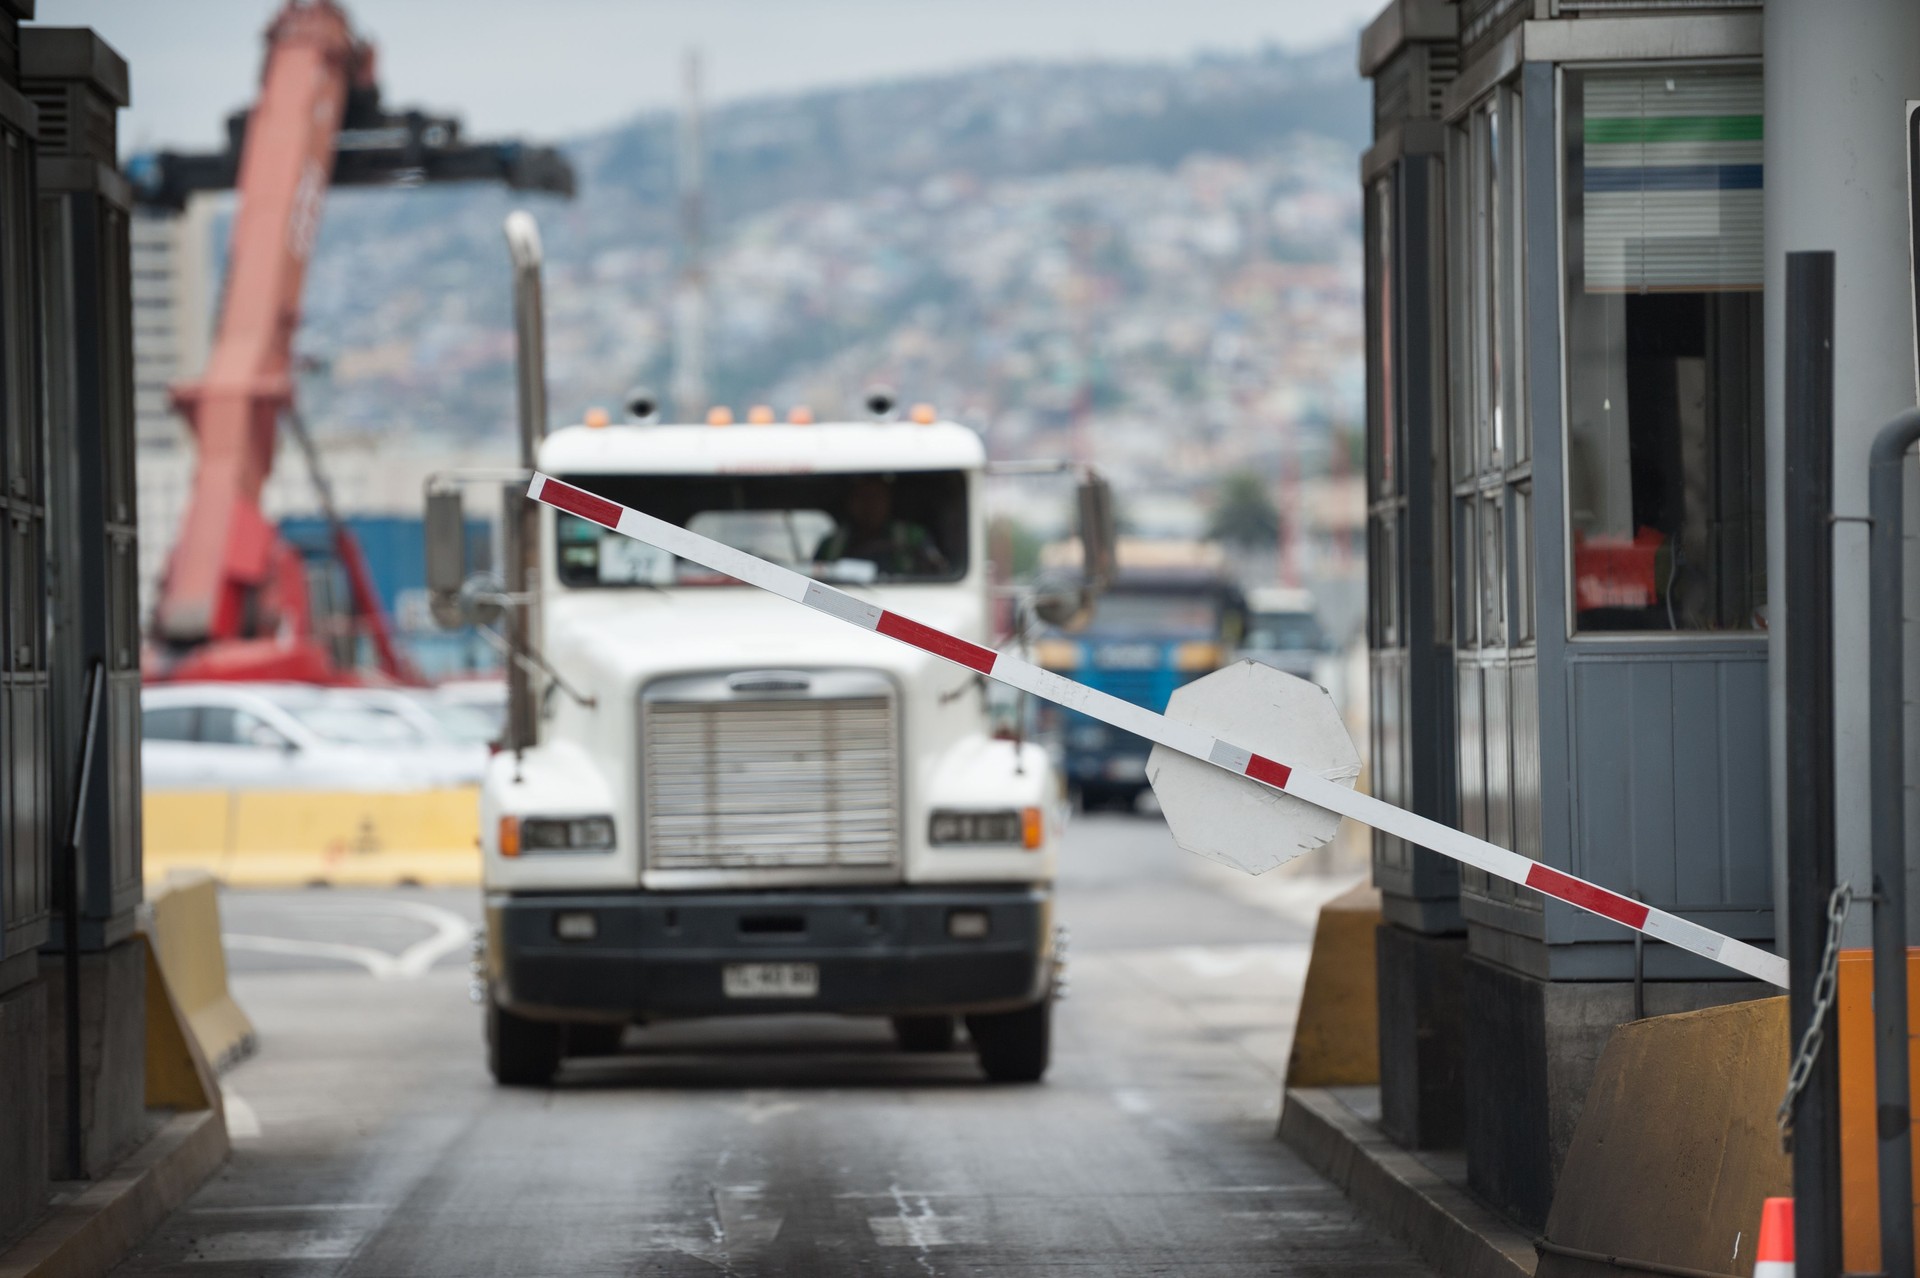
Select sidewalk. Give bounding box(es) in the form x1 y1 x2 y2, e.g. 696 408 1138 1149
1280 1085 1536 1278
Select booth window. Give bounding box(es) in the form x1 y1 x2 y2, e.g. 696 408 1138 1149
1563 66 1765 633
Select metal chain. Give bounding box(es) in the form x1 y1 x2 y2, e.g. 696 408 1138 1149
1777 883 1855 1152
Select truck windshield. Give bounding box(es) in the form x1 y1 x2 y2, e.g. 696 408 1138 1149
553 471 969 587
1084 589 1232 639
1246 610 1326 652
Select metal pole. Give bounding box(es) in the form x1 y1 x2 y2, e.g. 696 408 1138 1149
61 660 105 1179
503 212 547 753
1868 406 1920 1276
1784 250 1842 1275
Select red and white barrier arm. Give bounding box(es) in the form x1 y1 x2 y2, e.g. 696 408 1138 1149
528 473 1789 989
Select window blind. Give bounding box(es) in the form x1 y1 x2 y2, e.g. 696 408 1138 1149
1581 67 1762 292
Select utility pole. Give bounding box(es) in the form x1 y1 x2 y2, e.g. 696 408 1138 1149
671 48 708 423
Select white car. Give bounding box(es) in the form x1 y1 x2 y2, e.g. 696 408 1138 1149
433 679 507 738
335 687 495 782
141 683 483 792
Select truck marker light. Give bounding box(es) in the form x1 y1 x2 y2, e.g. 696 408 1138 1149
788 406 815 424
526 473 1789 989
1022 806 1045 850
499 815 521 857
707 406 734 426
585 407 610 429
910 403 937 424
747 405 775 424
948 910 990 939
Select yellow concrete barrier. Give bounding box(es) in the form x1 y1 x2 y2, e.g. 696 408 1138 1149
144 786 481 886
145 872 256 1071
1285 883 1381 1087
141 930 219 1112
1537 997 1789 1278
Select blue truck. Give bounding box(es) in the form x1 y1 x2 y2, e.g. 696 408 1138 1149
1034 567 1248 811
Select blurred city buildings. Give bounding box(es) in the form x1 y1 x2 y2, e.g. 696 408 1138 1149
130 45 1371 655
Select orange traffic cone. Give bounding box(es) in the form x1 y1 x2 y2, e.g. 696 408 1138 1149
1755 1197 1794 1278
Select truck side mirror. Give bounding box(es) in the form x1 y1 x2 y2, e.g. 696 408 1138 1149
1029 574 1085 628
1076 472 1116 596
426 487 467 629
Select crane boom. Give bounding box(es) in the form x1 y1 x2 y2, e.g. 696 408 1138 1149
148 0 573 685
155 0 358 659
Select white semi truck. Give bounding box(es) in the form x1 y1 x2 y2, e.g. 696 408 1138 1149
426 215 1112 1086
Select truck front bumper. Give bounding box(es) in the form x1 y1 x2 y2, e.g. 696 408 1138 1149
487 885 1053 1021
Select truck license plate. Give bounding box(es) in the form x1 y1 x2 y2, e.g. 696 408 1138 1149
723 962 819 999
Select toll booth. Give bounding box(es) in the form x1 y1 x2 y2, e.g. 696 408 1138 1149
1362 0 1774 1226
0 8 142 1240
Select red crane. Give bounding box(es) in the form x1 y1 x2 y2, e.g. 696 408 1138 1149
145 0 572 685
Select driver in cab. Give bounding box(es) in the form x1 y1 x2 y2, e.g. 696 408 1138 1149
814 475 949 577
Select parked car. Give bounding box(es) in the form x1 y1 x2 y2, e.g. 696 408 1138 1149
433 678 507 737
141 683 483 791
336 687 495 779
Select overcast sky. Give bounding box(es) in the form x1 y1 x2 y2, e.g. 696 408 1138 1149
46 0 1376 153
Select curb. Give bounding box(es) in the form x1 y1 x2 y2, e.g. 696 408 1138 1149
1280 1086 1536 1278
0 1108 228 1278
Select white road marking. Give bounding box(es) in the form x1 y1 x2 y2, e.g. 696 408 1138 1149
711 1184 783 1252
189 1203 386 1216
220 1087 261 1139
182 1227 364 1262
383 900 473 977
222 899 473 980
731 1091 802 1125
222 934 397 978
873 1185 981 1263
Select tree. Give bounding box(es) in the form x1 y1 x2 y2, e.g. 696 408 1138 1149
1207 469 1281 549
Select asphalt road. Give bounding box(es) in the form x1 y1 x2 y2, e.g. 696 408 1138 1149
117 811 1433 1278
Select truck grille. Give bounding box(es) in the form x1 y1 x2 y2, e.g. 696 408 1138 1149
643 678 900 872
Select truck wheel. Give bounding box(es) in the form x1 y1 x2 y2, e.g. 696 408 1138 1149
487 1001 562 1086
966 999 1051 1083
891 1015 957 1052
566 1023 625 1058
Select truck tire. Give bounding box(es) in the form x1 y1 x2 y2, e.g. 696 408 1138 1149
966 999 1051 1083
891 1014 957 1052
487 1001 562 1086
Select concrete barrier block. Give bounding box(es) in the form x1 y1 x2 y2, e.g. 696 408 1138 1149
143 786 480 887
140 933 215 1115
1537 997 1789 1278
1285 883 1381 1088
144 874 254 1072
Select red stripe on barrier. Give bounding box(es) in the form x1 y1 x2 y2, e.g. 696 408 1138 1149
1525 864 1649 929
875 611 997 674
540 478 624 529
1245 753 1292 789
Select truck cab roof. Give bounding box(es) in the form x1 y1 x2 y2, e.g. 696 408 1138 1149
538 420 987 475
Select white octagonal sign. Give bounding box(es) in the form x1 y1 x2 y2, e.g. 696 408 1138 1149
1147 660 1361 874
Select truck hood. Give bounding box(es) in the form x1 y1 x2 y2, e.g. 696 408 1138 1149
547 588 989 689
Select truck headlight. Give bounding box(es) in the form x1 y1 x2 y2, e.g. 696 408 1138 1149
929 808 1044 850
510 815 616 854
